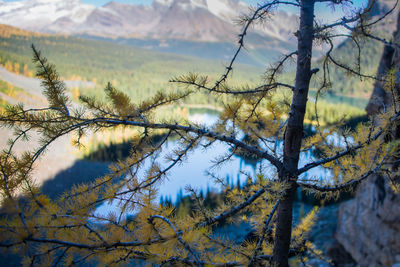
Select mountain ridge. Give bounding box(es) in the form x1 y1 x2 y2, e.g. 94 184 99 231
0 0 298 44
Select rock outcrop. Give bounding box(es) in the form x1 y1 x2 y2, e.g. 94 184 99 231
336 175 400 266
336 6 400 267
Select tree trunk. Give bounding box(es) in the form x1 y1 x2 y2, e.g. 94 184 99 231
272 0 315 265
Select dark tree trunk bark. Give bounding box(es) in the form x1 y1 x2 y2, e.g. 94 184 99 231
272 0 315 265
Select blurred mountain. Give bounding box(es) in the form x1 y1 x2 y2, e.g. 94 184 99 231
0 0 298 63
0 0 95 32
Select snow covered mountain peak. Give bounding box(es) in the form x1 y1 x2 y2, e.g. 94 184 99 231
0 0 297 44
20 0 81 6
153 0 241 14
154 0 175 6
206 0 246 22
0 0 94 30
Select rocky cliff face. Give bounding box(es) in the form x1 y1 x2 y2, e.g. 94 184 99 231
336 175 400 266
336 6 400 266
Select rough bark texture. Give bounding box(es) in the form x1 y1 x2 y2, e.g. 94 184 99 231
336 8 400 267
272 0 315 265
